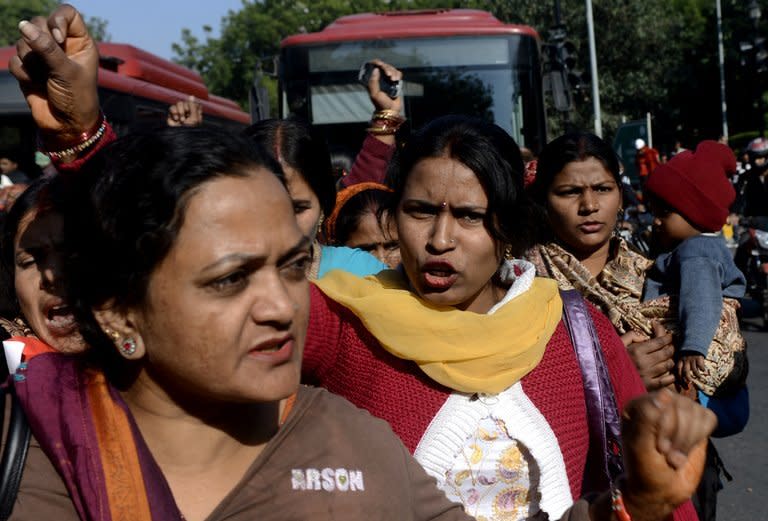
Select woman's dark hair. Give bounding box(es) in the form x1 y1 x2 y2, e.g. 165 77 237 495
243 119 336 218
56 127 283 354
385 115 539 255
529 132 621 205
334 188 392 245
0 177 53 318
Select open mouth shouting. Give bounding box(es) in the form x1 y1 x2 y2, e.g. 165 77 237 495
43 300 77 336
421 260 459 291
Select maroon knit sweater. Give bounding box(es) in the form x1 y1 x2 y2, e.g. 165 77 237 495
342 135 395 187
304 285 699 521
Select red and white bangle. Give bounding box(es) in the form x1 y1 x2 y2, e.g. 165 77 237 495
42 113 108 160
611 486 632 521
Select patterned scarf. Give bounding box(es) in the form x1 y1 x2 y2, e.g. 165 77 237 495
527 239 747 396
527 239 655 335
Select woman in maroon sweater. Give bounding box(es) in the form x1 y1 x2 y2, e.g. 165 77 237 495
304 116 705 521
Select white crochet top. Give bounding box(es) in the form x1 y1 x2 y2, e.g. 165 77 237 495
413 260 572 521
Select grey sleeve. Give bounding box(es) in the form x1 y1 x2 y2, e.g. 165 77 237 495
677 255 723 356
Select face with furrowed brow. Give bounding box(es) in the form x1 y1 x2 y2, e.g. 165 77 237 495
396 155 505 314
110 169 312 404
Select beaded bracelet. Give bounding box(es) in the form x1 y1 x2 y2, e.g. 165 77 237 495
611 486 632 521
44 114 108 160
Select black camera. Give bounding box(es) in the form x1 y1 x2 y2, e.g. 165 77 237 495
358 62 402 99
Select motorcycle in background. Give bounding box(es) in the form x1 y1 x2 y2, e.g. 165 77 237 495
618 205 653 255
734 217 768 328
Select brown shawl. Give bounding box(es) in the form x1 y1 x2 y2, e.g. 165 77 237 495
527 239 746 396
527 239 654 335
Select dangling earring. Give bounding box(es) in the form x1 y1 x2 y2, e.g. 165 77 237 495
504 245 514 260
119 337 137 356
314 211 326 242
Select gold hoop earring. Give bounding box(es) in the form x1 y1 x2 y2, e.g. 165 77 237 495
504 245 514 260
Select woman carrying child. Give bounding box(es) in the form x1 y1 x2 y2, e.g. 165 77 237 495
527 132 749 521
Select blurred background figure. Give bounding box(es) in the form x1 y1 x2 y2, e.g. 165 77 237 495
739 137 768 220
0 151 30 186
635 138 660 190
671 140 688 157
0 183 29 214
324 182 400 268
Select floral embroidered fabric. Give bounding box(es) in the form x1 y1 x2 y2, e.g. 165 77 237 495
441 414 542 521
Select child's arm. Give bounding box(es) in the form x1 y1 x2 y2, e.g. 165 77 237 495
676 254 723 359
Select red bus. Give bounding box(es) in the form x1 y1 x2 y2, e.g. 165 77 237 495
279 9 546 159
0 43 250 176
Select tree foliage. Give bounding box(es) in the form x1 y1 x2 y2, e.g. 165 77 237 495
0 1 110 45
0 0 59 46
84 15 111 42
172 0 767 146
172 0 442 115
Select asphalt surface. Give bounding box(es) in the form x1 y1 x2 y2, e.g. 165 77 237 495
714 317 767 521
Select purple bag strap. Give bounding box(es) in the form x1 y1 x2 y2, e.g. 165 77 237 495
560 289 624 485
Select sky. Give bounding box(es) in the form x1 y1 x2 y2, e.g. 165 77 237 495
70 0 247 60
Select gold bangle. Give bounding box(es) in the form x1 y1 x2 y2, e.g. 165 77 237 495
368 113 406 136
369 118 403 128
367 121 404 133
367 126 399 136
373 109 401 119
372 110 405 124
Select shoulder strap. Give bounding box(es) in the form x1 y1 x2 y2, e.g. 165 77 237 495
0 384 31 521
560 289 624 486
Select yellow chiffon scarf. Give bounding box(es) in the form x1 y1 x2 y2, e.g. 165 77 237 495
315 269 563 394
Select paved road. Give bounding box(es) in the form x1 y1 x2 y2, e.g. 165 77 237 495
715 318 766 521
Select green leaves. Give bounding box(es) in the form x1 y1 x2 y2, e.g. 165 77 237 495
0 1 110 45
0 0 59 46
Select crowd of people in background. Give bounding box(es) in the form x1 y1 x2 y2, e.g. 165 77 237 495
0 4 754 521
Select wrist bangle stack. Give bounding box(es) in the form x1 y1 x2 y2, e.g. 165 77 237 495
611 486 632 521
43 114 108 160
367 109 405 136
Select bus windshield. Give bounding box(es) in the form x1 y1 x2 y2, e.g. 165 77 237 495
281 35 545 153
